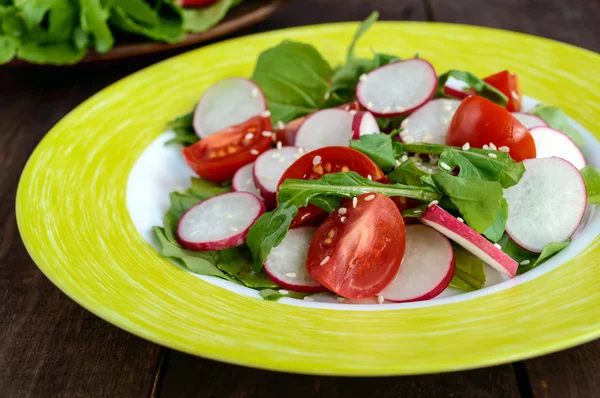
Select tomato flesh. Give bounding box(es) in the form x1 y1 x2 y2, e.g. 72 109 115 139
183 115 272 182
446 96 536 162
483 70 522 112
278 147 384 227
306 193 406 299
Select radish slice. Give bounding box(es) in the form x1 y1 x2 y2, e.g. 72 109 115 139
232 163 262 198
351 111 380 139
177 192 265 251
295 109 354 150
356 59 437 117
443 76 475 99
253 146 304 206
264 226 325 292
399 99 461 144
511 112 549 129
529 127 586 169
379 224 455 302
504 157 586 253
421 205 518 277
193 78 267 138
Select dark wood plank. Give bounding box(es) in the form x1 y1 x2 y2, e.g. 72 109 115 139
428 0 600 52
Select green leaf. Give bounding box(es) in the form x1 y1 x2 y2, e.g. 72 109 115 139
483 198 508 242
183 0 235 33
79 0 114 53
437 70 508 106
259 289 309 301
16 0 77 43
0 35 18 63
166 127 199 146
387 158 428 186
498 234 571 274
252 40 332 124
531 105 584 147
216 248 278 288
431 172 503 233
17 40 86 64
449 245 486 291
581 166 600 204
109 0 184 43
534 241 571 269
349 133 396 170
186 177 231 199
167 112 194 129
163 192 202 246
346 11 379 61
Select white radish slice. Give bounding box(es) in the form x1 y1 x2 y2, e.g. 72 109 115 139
379 224 455 302
529 127 586 170
264 226 325 292
421 205 518 277
511 112 549 129
356 59 437 117
443 76 474 99
295 109 354 150
351 111 380 139
253 146 303 205
232 163 262 198
399 99 461 144
504 157 587 253
193 78 267 138
177 192 265 251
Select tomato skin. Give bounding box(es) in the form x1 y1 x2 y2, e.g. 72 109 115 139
183 115 272 182
278 147 384 227
306 193 406 299
483 70 522 112
446 96 536 162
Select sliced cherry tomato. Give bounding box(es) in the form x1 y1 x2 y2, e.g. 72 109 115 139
183 115 272 182
278 147 384 227
306 193 406 299
483 70 522 112
446 96 536 162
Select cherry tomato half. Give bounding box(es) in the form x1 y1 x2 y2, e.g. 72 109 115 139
446 96 536 162
278 146 384 227
483 70 522 112
183 115 272 182
306 193 406 299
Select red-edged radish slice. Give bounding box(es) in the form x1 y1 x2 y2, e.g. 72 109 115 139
193 78 267 138
253 146 304 207
232 163 263 198
511 112 549 129
351 111 380 139
356 59 437 117
379 224 455 302
177 192 265 251
529 126 586 169
295 109 354 150
443 76 476 99
399 99 461 144
421 205 518 277
264 226 326 292
504 157 586 253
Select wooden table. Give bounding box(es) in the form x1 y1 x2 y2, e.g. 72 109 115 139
1 1 599 396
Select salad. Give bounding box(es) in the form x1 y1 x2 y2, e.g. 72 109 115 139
153 12 600 303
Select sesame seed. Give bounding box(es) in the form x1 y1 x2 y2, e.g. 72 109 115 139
413 209 422 214
494 243 502 249
276 121 285 130
285 272 297 278
400 154 409 163
439 161 451 171
428 200 439 208
482 144 489 150
367 102 374 108
303 296 314 301
225 214 233 219
301 213 310 220
278 157 285 163
457 217 464 223
423 133 433 143
312 155 322 166
272 152 280 158
403 136 415 144
499 146 510 152
352 197 358 208
520 260 531 266
261 110 271 118
394 160 401 167
252 88 259 97
279 289 289 295
336 297 346 302
340 216 347 223
367 175 372 180
246 178 253 185
395 106 405 112
276 141 282 150
344 105 350 111
383 106 391 113
320 256 330 265
462 142 470 150
429 157 439 165
359 73 368 82
250 149 259 155
297 147 305 154
245 133 254 140
364 194 375 201
338 207 347 215
349 110 357 116
377 296 384 304
324 91 331 100
261 131 273 137
489 142 497 151
488 153 497 158
230 226 238 232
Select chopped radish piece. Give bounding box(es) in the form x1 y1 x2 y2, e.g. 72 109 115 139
356 59 437 117
253 146 303 206
504 157 586 253
511 112 549 129
529 127 586 169
400 99 461 144
351 111 380 139
177 192 265 251
264 226 326 292
295 109 354 150
232 163 263 199
193 78 267 138
443 76 475 99
421 205 518 277
379 225 455 302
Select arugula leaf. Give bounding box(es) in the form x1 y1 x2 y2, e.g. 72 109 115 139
79 0 114 52
483 198 508 242
498 234 571 274
387 158 428 186
0 35 18 63
109 0 184 43
449 245 486 291
532 241 571 270
349 133 396 170
531 105 584 147
163 192 202 246
183 0 238 33
581 166 600 204
437 70 508 106
186 177 231 199
216 248 277 288
346 11 378 61
167 112 194 129
252 40 332 124
165 112 198 146
260 289 309 301
17 41 86 64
